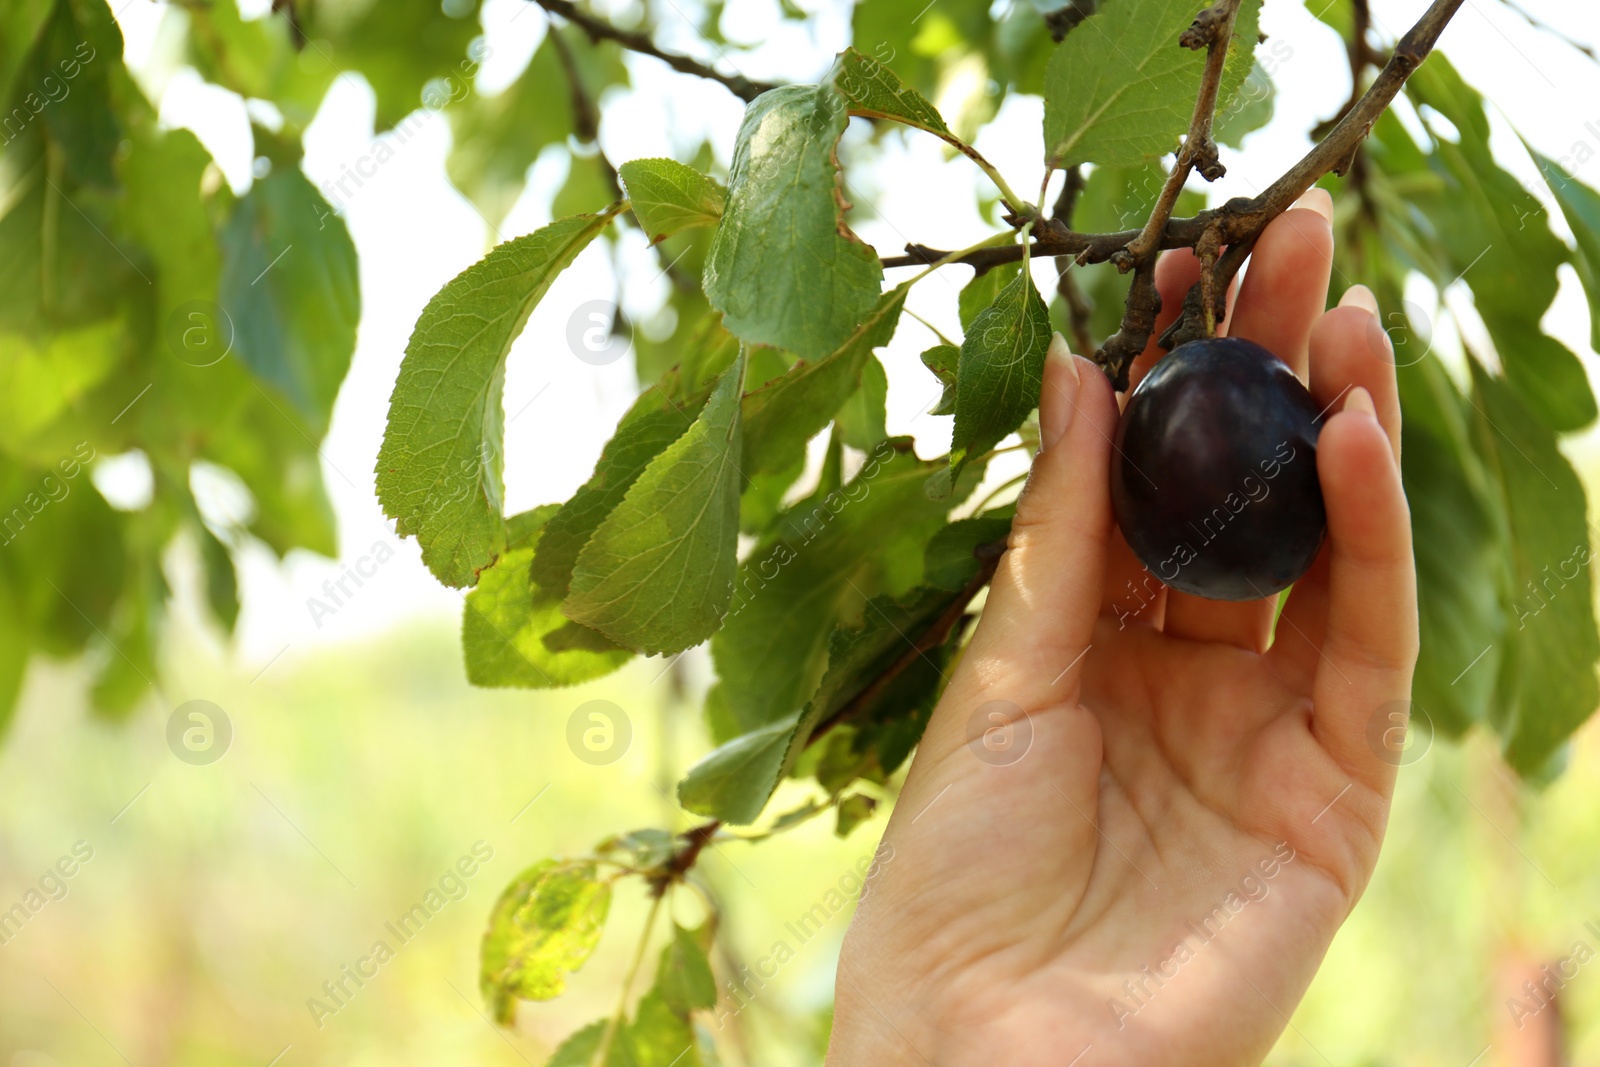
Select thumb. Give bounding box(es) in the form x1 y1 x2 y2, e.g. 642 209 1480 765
945 333 1118 712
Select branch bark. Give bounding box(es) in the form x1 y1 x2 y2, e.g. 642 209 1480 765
531 0 777 103
1097 0 1241 387
883 0 1467 387
1052 167 1097 357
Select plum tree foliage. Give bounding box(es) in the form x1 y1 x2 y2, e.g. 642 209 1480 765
5 0 1600 1057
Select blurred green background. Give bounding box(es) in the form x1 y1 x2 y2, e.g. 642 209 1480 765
1 582 1598 1066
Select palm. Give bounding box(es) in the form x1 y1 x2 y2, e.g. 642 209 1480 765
832 195 1418 1066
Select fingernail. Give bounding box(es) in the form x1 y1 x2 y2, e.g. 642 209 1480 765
1292 187 1334 224
1339 284 1378 315
1042 332 1080 450
1344 386 1376 418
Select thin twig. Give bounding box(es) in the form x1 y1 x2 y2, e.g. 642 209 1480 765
546 22 623 202
1495 0 1597 61
1053 167 1097 357
530 0 776 103
807 541 1005 745
1095 0 1241 384
883 0 1468 385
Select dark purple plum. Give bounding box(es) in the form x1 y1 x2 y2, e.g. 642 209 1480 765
1110 337 1326 602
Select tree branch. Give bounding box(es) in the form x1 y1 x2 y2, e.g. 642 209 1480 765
531 0 777 103
807 541 1005 746
1052 167 1097 357
1096 0 1241 386
547 22 623 202
883 0 1467 386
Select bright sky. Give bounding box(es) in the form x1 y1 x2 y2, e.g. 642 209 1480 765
109 0 1600 672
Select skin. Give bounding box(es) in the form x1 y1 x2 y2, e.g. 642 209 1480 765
828 189 1418 1066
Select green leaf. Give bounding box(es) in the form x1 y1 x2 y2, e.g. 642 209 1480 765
924 512 1011 592
1467 360 1600 775
619 159 727 245
198 525 240 635
1399 354 1505 736
1215 60 1275 148
628 990 702 1067
596 828 677 871
712 446 970 736
480 859 612 1025
564 353 746 655
24 0 124 190
830 47 952 139
1043 0 1260 167
0 321 121 457
533 391 705 598
0 0 53 109
958 263 1019 331
121 127 220 318
1405 58 1594 432
704 83 884 360
184 0 333 123
778 585 960 788
548 1019 636 1067
377 205 623 588
463 546 633 689
303 0 487 132
678 713 799 824
1465 363 1600 771
835 354 888 449
740 284 907 474
919 343 958 416
835 792 877 837
655 922 717 1014
1531 150 1600 352
219 167 359 434
0 610 28 742
949 268 1050 479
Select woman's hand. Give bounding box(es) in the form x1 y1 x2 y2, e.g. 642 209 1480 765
829 190 1418 1067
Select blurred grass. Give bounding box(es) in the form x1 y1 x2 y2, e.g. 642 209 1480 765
0 608 1598 1065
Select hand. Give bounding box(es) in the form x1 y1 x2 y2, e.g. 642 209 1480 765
829 190 1418 1066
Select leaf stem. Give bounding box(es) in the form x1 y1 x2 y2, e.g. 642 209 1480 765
528 0 775 102
903 231 1018 283
970 471 1029 514
593 889 666 1066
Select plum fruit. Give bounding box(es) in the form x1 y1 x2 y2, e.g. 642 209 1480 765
1110 336 1326 602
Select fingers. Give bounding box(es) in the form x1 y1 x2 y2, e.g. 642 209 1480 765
1161 190 1336 649
933 334 1119 726
1223 189 1335 383
1272 289 1403 680
1307 387 1418 786
1309 289 1402 460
